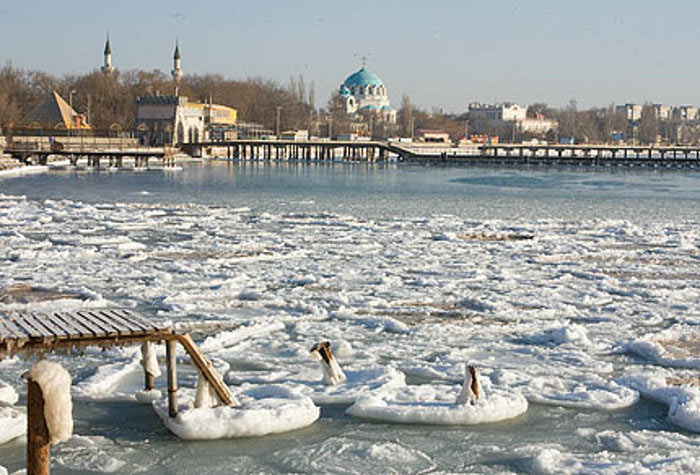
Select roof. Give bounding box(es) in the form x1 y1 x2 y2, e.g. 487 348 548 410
135 95 181 105
344 67 384 87
339 84 351 95
174 42 181 60
359 104 378 110
26 91 85 129
104 38 111 55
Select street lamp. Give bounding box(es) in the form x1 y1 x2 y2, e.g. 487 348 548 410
275 106 281 138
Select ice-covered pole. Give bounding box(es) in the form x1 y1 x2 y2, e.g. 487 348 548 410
25 360 73 475
457 364 482 406
310 341 346 386
141 341 161 391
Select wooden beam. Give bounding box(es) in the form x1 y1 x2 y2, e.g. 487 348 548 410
174 334 238 407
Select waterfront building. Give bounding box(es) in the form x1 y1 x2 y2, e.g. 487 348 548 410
519 116 558 134
101 35 115 74
338 67 396 124
468 103 555 137
280 130 309 141
135 95 237 145
468 103 527 122
26 91 91 130
416 129 451 144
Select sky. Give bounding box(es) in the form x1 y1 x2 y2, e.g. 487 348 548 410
1 0 699 112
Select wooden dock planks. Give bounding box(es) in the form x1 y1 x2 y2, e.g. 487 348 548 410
0 309 173 357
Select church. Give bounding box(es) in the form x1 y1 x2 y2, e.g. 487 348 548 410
338 67 396 124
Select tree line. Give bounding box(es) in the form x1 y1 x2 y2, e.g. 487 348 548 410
0 62 689 144
0 64 316 133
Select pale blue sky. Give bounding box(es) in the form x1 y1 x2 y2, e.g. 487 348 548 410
1 0 698 112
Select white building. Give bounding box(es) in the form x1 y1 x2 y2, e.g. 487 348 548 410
615 104 643 121
653 104 671 121
671 105 698 121
468 103 555 136
338 67 396 123
136 96 204 145
468 103 527 122
519 117 558 134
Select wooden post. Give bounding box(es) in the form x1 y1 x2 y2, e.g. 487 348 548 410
27 380 50 475
142 342 155 391
166 339 178 417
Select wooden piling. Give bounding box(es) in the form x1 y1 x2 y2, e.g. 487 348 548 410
27 380 50 475
166 339 178 417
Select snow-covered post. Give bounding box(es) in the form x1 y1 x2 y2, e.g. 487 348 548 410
25 361 73 475
141 341 160 391
456 364 482 406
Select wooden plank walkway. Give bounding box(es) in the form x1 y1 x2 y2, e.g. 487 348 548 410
0 309 172 358
0 308 235 410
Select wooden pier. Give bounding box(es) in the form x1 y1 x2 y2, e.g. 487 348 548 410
1 308 234 473
5 144 176 168
182 139 405 162
182 139 700 168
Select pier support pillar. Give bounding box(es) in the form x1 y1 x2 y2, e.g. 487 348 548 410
166 339 178 418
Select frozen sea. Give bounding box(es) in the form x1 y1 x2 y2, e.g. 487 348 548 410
1 161 699 474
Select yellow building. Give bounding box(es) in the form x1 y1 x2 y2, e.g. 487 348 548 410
207 104 237 126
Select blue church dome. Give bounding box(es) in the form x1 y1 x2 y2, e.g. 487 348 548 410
344 68 384 87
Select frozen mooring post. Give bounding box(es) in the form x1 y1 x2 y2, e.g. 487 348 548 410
0 309 235 474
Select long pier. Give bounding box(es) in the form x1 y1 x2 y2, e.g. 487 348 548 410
183 139 405 162
6 143 175 168
8 137 700 169
183 139 700 168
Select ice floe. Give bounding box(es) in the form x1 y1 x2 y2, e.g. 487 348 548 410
347 369 527 425
626 324 700 369
153 385 319 439
0 405 26 445
620 368 700 433
347 382 527 425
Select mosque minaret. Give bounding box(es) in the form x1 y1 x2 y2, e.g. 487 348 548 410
101 34 114 74
171 41 182 82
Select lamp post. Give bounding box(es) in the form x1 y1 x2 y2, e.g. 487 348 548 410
69 90 77 136
275 106 281 138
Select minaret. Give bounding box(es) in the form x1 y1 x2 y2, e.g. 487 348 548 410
171 41 182 82
101 34 114 74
